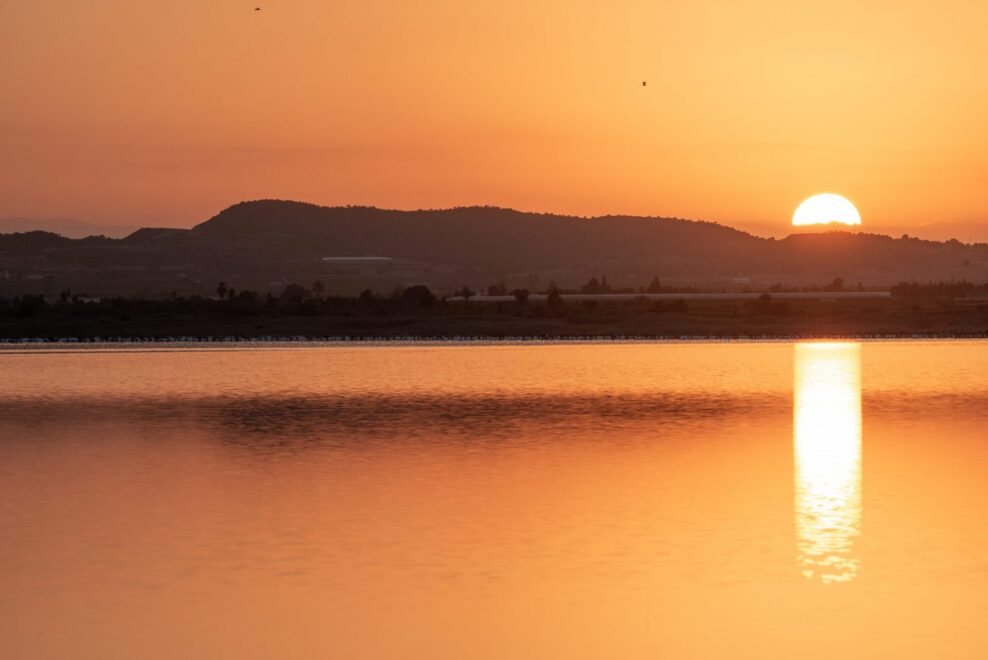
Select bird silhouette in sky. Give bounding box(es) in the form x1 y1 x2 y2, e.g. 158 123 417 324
255 6 261 10
642 81 647 87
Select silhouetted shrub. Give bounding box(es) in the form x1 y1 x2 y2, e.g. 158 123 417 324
401 285 436 309
279 283 311 302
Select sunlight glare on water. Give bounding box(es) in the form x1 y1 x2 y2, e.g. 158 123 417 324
794 343 862 584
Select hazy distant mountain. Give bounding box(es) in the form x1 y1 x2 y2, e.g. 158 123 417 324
2 200 987 297
0 217 137 239
880 221 988 244
735 219 988 243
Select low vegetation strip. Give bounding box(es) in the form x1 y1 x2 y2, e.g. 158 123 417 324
0 283 985 340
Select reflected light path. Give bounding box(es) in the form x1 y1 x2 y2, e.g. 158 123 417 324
793 343 862 584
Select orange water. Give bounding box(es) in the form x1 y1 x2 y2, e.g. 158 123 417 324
2 342 987 659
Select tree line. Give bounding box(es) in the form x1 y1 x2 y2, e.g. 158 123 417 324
3 278 985 321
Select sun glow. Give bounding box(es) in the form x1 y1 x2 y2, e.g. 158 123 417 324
792 193 862 227
793 343 862 584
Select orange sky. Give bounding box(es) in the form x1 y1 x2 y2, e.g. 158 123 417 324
2 1 987 236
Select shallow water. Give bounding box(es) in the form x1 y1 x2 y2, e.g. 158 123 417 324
2 341 988 659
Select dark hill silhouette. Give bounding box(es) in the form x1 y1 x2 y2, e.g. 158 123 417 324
124 228 191 242
0 230 77 253
190 200 766 270
2 199 987 297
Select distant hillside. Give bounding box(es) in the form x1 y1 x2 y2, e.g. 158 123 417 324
191 200 765 271
2 200 987 297
0 217 137 239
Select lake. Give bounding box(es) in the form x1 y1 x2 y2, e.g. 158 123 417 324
2 341 988 659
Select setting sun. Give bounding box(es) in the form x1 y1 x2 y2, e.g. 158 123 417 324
792 194 862 227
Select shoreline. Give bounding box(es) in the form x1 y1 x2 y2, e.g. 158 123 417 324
1 333 986 350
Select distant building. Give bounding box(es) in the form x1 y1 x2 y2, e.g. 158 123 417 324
320 257 393 264
320 256 395 276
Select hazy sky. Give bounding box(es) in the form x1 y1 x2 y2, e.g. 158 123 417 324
2 1 987 233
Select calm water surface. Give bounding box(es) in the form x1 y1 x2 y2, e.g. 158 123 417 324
2 341 988 659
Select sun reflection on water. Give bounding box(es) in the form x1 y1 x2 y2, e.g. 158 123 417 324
794 342 862 584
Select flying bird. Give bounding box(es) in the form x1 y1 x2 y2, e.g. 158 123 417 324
642 81 647 87
255 6 261 10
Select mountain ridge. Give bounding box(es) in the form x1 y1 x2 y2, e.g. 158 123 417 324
1 200 986 297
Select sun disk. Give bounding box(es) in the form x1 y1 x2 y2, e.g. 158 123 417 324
792 194 861 227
